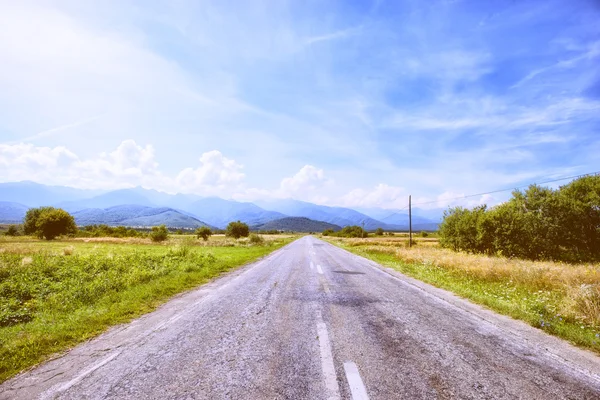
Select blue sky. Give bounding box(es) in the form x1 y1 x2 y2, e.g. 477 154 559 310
0 0 598 210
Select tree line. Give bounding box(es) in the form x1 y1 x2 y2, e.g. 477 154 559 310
438 175 600 262
8 207 256 243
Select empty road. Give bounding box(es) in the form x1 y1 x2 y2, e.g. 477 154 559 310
2 236 600 399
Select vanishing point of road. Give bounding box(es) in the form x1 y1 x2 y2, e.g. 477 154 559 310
2 236 600 399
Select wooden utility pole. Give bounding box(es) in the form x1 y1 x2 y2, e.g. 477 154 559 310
409 195 412 247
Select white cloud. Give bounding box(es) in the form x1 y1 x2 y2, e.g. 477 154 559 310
176 151 245 194
233 164 333 203
0 143 78 171
105 140 158 173
280 165 329 194
0 141 245 196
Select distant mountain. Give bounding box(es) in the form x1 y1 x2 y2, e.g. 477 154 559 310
254 199 389 231
0 181 443 231
72 205 212 228
181 197 286 229
355 207 439 230
57 189 156 212
0 202 29 223
252 217 341 233
0 181 102 207
412 207 445 222
109 187 203 210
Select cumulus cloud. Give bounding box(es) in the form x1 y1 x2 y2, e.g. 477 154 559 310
280 165 328 193
0 143 79 171
176 150 245 193
232 164 333 203
0 141 245 196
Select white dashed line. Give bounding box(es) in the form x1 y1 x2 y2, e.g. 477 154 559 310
317 264 324 275
343 362 370 400
316 311 340 400
310 261 315 270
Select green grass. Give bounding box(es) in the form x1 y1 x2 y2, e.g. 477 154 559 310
331 241 600 354
0 236 294 382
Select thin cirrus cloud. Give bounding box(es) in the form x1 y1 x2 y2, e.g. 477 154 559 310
0 0 598 210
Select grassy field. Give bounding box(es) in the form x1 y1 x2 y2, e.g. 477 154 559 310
0 234 296 382
326 235 600 353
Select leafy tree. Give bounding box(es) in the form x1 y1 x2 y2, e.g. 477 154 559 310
5 225 19 236
322 229 334 236
149 225 169 242
375 227 384 236
226 221 249 239
338 225 367 238
549 176 600 261
438 175 600 262
23 207 77 240
195 226 212 241
439 206 486 252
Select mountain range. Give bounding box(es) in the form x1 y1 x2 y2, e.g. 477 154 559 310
0 181 443 231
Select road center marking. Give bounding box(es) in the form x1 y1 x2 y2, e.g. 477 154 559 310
316 311 340 400
343 362 370 400
317 264 324 275
310 261 315 270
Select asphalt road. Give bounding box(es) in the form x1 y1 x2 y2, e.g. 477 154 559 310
2 236 600 399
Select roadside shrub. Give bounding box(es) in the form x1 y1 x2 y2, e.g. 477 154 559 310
338 225 368 238
322 229 334 236
5 225 19 236
226 221 249 239
438 175 600 262
149 225 169 242
167 244 192 258
23 207 77 240
77 225 144 238
249 233 264 245
375 227 384 236
420 231 429 238
195 226 212 241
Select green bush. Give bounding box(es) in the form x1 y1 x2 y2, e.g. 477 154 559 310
23 207 77 240
248 233 264 245
5 225 19 236
438 175 600 262
149 225 169 242
195 226 212 241
322 229 334 236
375 227 384 236
77 225 144 238
338 225 368 238
226 221 249 239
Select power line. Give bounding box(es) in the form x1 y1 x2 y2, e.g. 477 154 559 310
379 170 600 222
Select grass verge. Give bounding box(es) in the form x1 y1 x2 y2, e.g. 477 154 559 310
0 236 294 382
326 237 600 354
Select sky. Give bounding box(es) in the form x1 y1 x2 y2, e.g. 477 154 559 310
0 0 599 210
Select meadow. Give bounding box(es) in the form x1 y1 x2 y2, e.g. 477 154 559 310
326 234 600 353
0 234 294 382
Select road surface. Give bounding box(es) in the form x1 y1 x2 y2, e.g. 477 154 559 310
2 236 600 399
